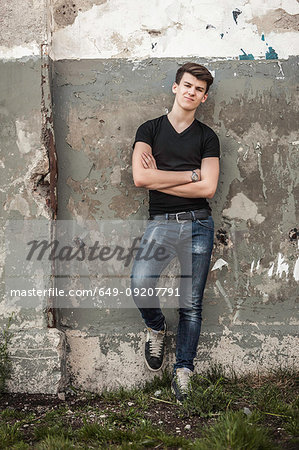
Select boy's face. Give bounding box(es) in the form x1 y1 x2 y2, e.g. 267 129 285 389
172 72 208 111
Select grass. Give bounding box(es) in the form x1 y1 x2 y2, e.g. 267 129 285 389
179 372 231 417
193 410 275 450
0 365 298 449
75 420 190 448
0 423 22 449
0 313 15 394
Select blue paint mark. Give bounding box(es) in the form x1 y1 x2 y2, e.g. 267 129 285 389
232 9 242 24
266 46 278 59
261 34 265 41
239 49 254 60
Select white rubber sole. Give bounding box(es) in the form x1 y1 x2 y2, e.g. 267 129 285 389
144 355 165 372
144 324 167 372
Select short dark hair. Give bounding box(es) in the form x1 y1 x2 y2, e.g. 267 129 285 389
175 62 214 93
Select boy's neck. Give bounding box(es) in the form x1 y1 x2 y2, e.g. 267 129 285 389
168 102 196 125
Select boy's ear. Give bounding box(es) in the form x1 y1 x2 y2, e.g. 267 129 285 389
201 93 208 103
172 82 178 94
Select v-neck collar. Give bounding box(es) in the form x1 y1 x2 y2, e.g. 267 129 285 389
165 114 196 136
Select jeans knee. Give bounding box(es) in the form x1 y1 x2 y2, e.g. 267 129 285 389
179 307 202 323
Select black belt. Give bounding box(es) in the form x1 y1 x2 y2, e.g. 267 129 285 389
149 209 211 222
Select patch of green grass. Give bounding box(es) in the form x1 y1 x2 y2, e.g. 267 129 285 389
253 383 284 410
100 385 135 402
32 406 73 441
192 410 276 450
99 373 173 409
0 422 22 449
204 362 230 383
75 420 190 448
106 407 145 427
33 420 73 441
142 369 172 393
35 434 79 449
0 313 15 394
178 371 231 417
248 381 299 438
282 401 299 437
0 409 33 421
8 442 30 450
42 407 69 420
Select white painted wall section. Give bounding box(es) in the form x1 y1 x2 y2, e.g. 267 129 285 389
0 43 41 60
50 0 299 60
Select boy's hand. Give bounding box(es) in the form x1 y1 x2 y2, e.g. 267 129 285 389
141 152 157 169
141 152 201 181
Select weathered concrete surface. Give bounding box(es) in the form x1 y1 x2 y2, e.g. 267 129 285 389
0 56 64 393
0 0 64 396
65 329 299 391
52 58 298 391
1 0 298 394
50 0 299 60
0 0 48 58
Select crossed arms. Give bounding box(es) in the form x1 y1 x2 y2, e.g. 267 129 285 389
132 142 219 199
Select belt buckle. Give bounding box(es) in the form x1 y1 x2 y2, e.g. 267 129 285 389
175 211 188 223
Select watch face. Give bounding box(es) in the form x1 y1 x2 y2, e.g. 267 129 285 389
192 171 198 181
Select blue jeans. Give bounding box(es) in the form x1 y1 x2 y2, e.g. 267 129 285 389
131 215 214 373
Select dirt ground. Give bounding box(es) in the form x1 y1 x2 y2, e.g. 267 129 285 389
1 390 297 448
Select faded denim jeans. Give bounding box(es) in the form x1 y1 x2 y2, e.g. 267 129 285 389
130 215 214 373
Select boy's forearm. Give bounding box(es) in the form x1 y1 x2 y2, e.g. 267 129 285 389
157 180 214 199
135 168 193 190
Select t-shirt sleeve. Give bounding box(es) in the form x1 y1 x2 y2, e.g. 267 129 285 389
201 129 220 159
132 120 153 150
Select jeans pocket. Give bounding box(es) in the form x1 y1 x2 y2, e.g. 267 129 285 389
195 218 214 231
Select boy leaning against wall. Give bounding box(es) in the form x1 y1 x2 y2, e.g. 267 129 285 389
131 62 220 403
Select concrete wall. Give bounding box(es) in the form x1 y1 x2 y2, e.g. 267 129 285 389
0 0 66 393
50 0 299 391
52 57 299 391
0 0 298 393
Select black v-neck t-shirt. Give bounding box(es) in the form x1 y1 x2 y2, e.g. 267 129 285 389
133 114 220 215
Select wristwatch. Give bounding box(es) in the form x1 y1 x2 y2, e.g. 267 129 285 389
191 170 199 182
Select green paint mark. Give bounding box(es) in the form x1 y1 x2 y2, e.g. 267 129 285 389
266 47 278 60
261 34 265 41
239 49 254 60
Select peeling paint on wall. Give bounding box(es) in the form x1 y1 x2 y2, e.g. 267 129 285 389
49 0 299 60
266 46 279 59
222 193 265 224
239 49 255 60
249 7 299 34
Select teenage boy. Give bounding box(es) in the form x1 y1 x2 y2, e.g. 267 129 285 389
131 62 220 403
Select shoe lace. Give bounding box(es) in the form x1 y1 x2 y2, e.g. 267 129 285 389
176 369 192 392
148 329 164 358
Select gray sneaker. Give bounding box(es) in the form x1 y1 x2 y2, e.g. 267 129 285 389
171 367 193 403
144 323 166 371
